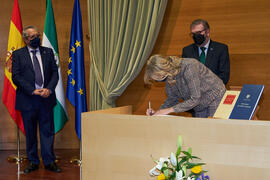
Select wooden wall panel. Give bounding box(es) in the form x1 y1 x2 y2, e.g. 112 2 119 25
1 0 270 150
0 0 90 150
117 0 270 120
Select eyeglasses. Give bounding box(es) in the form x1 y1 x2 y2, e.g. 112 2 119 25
27 34 40 40
189 29 206 37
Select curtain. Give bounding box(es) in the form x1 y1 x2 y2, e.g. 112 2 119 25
87 0 168 110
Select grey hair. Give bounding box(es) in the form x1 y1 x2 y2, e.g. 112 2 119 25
190 19 210 30
22 25 39 39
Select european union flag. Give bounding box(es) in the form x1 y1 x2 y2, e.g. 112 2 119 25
66 0 87 140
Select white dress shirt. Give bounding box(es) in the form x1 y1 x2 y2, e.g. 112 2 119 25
28 46 44 89
198 39 210 57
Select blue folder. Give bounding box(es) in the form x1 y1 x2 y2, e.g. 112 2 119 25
229 84 264 120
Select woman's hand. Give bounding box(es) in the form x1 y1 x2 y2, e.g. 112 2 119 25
153 107 174 116
146 108 155 116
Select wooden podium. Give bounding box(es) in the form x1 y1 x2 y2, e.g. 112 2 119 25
82 106 270 180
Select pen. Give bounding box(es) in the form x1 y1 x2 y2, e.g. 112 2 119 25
148 100 151 115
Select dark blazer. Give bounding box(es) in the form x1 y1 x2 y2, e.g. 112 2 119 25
182 40 230 85
12 46 59 111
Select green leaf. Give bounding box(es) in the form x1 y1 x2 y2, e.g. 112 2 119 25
185 162 197 169
186 162 205 169
161 167 169 172
188 147 192 155
189 172 197 176
164 168 169 178
176 146 181 158
191 156 201 160
196 163 206 166
169 172 176 179
177 135 182 148
182 151 191 157
175 165 180 172
182 165 187 176
164 163 168 168
179 156 188 165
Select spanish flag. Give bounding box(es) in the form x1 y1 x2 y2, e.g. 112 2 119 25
2 0 25 134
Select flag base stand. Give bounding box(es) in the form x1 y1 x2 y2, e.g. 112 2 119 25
8 155 27 164
70 157 81 166
8 126 27 164
70 141 82 166
55 155 60 163
8 155 59 164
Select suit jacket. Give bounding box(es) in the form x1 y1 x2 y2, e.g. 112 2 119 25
182 40 230 85
12 46 59 111
160 58 225 113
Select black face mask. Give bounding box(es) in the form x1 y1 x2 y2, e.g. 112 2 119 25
30 37 41 49
192 33 206 46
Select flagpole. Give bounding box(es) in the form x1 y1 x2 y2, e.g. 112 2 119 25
4 0 26 165
80 140 82 180
68 0 86 174
17 126 20 160
8 126 27 163
70 141 82 166
70 141 82 179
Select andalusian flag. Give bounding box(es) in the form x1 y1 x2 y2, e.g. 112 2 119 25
2 0 25 134
42 0 68 133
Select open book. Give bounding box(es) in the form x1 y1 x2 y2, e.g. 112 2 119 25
214 84 264 120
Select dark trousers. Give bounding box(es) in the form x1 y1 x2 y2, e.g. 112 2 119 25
21 105 55 166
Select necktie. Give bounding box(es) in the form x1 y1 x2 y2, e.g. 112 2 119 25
199 47 206 64
31 50 43 86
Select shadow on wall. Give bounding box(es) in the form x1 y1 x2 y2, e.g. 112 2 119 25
152 0 182 55
115 66 150 114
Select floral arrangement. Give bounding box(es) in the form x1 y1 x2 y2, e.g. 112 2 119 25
149 135 209 180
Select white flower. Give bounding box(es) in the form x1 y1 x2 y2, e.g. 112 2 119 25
187 177 195 180
149 157 169 176
156 157 169 170
176 170 184 180
149 167 160 176
170 152 177 166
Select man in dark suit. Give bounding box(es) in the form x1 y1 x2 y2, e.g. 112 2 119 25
182 19 230 85
12 26 61 173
